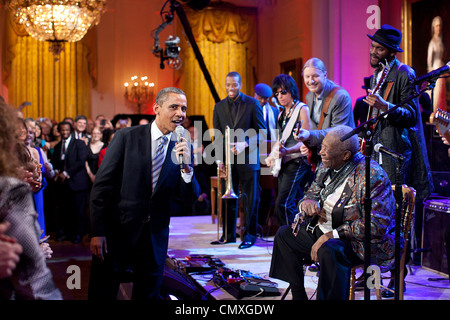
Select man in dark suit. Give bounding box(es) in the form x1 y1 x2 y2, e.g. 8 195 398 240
52 121 89 243
74 115 90 141
88 87 200 300
211 72 266 249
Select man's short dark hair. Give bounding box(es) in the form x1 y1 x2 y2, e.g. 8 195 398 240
155 87 186 106
226 71 241 83
75 115 87 122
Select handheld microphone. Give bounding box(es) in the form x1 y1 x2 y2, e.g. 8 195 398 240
412 61 450 86
175 125 185 169
374 143 405 162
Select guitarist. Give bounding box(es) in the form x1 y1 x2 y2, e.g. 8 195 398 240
265 74 313 226
270 125 397 300
364 26 433 296
294 58 354 171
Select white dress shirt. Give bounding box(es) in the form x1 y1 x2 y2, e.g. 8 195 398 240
151 122 193 183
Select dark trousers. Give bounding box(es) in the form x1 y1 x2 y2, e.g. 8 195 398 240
275 159 314 226
220 165 260 242
88 222 165 300
55 181 87 239
270 225 363 300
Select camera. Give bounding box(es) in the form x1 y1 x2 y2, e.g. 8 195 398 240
164 36 181 59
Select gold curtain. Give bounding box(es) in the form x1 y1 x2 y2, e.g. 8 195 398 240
2 12 98 121
176 4 257 130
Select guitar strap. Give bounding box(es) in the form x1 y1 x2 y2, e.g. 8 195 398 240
280 101 306 163
317 87 340 130
371 77 394 131
372 62 402 123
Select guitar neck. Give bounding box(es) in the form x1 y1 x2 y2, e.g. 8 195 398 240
366 66 389 120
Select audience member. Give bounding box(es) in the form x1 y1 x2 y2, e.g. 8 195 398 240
0 222 22 280
85 126 104 184
74 115 90 144
0 101 62 300
51 121 89 244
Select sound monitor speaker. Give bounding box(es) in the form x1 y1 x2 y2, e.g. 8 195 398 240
422 198 450 276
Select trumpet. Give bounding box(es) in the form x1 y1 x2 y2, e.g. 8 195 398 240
222 125 238 200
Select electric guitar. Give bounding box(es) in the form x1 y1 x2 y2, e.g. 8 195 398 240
359 59 391 154
271 139 284 178
291 211 321 236
430 108 450 142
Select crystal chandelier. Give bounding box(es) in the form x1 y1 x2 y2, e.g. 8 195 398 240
6 0 107 55
124 76 155 114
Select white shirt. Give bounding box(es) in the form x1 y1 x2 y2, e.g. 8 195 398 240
60 135 72 178
63 135 72 153
151 122 193 183
263 103 277 140
312 90 325 125
319 174 350 238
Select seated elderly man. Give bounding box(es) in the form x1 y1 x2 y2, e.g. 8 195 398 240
269 125 397 300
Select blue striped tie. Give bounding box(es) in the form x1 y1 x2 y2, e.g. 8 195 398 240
152 135 168 191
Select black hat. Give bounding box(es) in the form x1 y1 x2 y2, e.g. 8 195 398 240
367 24 403 52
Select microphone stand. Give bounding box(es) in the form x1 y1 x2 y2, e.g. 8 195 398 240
341 79 435 300
393 158 403 301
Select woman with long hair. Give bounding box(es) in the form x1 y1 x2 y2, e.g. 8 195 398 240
0 101 61 299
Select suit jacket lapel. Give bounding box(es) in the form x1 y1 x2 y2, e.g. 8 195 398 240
142 124 152 194
331 183 353 229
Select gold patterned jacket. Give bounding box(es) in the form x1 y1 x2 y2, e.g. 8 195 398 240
302 154 400 272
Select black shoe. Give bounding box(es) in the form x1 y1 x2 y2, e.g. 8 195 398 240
238 240 255 249
381 279 406 298
210 236 236 245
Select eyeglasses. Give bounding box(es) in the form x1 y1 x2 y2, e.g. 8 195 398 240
274 89 288 97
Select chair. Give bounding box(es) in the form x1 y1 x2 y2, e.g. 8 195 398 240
349 184 416 300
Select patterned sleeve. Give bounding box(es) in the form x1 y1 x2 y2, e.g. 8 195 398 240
336 163 395 241
1 179 62 300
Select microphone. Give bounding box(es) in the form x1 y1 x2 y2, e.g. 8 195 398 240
374 143 405 162
271 97 283 111
412 61 450 86
175 125 185 169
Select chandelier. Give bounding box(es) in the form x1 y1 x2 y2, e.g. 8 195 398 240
6 0 107 55
124 76 155 114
